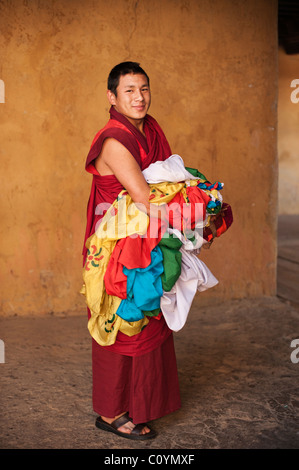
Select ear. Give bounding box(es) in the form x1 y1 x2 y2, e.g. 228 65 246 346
107 90 117 106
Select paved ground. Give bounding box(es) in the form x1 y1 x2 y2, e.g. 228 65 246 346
0 216 299 450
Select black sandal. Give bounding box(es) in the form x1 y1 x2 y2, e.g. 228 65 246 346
95 412 157 440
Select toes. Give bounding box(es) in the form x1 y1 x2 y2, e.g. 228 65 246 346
119 423 150 435
118 422 135 434
141 426 150 435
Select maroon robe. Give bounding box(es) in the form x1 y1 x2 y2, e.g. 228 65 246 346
83 107 181 423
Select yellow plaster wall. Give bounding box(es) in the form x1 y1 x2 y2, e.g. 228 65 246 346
0 0 278 316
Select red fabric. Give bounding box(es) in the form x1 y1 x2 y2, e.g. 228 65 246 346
83 107 172 357
91 333 181 423
100 314 172 357
166 186 211 232
203 202 233 242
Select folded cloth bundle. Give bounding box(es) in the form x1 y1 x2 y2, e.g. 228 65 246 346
81 155 233 346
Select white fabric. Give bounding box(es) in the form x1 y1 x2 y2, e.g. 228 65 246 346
160 249 218 332
142 154 198 183
142 153 224 214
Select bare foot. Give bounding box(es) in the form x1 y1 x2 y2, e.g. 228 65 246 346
101 412 150 435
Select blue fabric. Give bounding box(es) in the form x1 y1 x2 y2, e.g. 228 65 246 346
116 246 164 322
197 182 223 191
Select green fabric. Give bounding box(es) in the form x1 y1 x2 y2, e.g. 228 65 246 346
185 166 207 181
143 307 161 317
158 234 183 292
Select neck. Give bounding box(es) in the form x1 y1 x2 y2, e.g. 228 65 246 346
109 106 147 138
130 118 145 136
120 111 145 135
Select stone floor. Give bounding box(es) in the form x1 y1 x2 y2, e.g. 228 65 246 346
0 216 299 451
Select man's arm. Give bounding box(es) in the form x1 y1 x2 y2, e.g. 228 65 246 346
95 137 152 213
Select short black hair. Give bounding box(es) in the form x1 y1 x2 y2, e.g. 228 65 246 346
107 61 150 96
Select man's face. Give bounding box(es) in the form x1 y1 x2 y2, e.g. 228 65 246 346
107 73 151 126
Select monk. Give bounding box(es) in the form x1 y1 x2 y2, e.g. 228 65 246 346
83 62 181 440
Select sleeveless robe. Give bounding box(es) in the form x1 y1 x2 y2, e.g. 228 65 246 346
83 107 181 423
